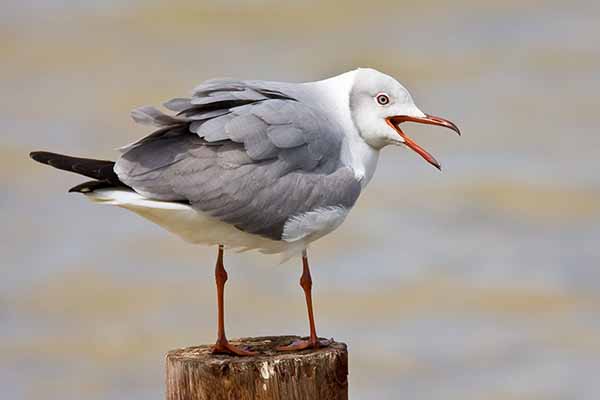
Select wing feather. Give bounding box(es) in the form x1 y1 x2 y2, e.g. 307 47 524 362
116 79 360 240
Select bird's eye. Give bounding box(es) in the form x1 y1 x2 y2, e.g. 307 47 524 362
376 93 390 106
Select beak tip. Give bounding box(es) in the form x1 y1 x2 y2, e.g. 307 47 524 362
448 123 461 136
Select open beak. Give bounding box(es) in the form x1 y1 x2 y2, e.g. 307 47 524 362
386 114 460 171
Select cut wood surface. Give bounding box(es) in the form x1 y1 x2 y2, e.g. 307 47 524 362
166 336 348 400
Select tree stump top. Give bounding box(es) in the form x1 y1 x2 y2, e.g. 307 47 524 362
167 335 347 363
166 336 348 400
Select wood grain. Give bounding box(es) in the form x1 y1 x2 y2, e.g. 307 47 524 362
166 336 348 400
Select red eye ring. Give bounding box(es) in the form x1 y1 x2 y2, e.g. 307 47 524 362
376 93 390 106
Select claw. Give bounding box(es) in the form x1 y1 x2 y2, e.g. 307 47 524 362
277 337 332 352
212 339 257 356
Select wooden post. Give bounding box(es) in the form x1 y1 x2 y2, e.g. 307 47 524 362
166 336 348 400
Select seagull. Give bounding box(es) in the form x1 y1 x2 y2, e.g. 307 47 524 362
30 68 459 356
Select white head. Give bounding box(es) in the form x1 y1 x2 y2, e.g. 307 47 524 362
349 68 460 169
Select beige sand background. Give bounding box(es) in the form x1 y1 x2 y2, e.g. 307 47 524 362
2 1 600 399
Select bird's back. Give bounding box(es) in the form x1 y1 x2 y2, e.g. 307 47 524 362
115 79 362 242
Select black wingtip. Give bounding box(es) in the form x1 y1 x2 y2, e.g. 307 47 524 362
68 182 94 193
30 151 52 163
68 180 120 194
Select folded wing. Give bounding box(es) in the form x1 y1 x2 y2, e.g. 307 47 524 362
115 79 361 240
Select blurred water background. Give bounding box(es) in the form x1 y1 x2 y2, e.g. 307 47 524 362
2 1 600 399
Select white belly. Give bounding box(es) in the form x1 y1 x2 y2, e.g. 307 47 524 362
84 188 349 260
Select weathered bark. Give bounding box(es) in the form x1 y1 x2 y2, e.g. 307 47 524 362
166 336 348 400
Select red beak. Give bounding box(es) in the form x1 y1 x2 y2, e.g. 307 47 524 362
386 114 460 170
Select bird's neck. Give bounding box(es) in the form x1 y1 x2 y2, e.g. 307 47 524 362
342 134 380 188
309 70 381 189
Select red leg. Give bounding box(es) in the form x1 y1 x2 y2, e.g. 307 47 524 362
211 245 256 356
278 250 331 351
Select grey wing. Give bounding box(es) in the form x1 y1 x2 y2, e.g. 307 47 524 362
115 79 361 240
